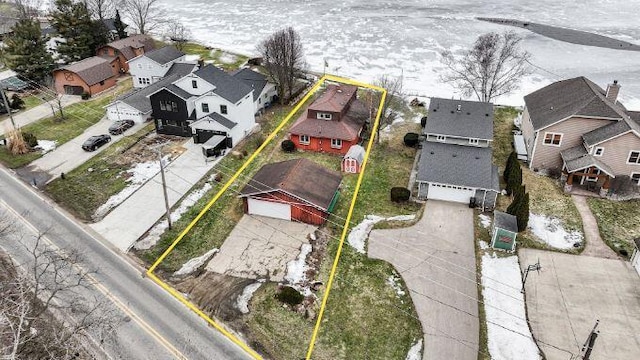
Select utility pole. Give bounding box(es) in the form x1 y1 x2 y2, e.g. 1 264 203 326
521 259 541 293
0 87 16 129
581 320 600 360
157 150 172 230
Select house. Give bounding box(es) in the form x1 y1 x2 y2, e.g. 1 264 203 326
0 69 29 91
289 83 368 155
128 46 187 88
105 63 197 123
631 238 640 276
96 34 155 73
231 68 277 113
342 144 365 173
239 158 342 225
147 64 255 151
521 77 640 195
53 56 119 95
416 98 500 209
491 211 518 251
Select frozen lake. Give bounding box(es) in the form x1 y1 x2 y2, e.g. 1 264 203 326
156 0 640 107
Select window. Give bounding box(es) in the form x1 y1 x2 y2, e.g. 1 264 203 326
192 80 198 88
631 173 640 185
436 135 446 142
586 168 601 182
299 135 310 145
317 112 332 120
331 139 342 149
594 147 604 156
138 77 150 85
628 151 640 164
137 63 142 69
201 103 209 113
160 100 178 112
220 105 228 114
543 132 562 146
468 138 479 145
147 64 153 70
258 98 261 104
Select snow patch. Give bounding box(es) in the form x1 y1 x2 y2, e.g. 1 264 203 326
479 240 489 250
184 54 200 62
35 140 56 154
479 214 492 228
387 273 406 298
528 213 583 250
405 339 423 360
235 281 264 314
347 214 415 254
482 254 541 360
173 248 219 277
285 243 312 285
218 52 237 64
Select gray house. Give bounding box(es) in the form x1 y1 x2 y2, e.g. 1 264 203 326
416 98 500 210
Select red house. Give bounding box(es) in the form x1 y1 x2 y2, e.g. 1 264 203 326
289 84 368 155
96 34 155 73
239 158 342 225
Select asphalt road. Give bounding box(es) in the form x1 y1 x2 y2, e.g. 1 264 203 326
0 165 254 360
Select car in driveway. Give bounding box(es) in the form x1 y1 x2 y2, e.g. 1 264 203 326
82 135 111 151
108 120 135 135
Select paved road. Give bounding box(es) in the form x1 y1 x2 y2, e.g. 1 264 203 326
0 95 82 135
571 195 619 259
368 201 479 360
0 166 254 360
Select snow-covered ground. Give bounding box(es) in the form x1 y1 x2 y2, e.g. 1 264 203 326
235 281 264 314
478 214 492 229
405 339 422 360
173 248 219 277
284 243 312 286
528 213 583 250
34 140 56 154
387 273 406 299
347 214 416 253
157 0 640 108
482 253 541 360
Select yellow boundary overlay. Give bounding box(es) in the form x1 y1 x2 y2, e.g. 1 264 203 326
146 74 386 360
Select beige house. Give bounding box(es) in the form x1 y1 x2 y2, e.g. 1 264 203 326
522 77 640 195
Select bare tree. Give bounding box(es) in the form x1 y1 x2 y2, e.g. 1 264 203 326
440 31 531 103
257 27 306 104
371 74 404 142
12 0 43 19
85 0 115 20
119 0 160 35
163 19 191 51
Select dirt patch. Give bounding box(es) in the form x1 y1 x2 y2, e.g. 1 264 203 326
112 133 187 167
15 165 52 189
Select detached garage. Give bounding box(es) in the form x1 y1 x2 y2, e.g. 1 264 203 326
239 158 342 225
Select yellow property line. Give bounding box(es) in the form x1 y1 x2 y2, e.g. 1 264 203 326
147 74 386 360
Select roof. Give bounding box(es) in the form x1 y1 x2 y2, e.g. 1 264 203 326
344 144 366 164
634 237 640 251
582 120 631 146
524 77 628 130
232 68 268 101
494 211 518 233
309 84 357 113
165 83 193 100
560 145 615 176
193 65 253 103
417 141 499 190
165 62 198 77
191 112 237 130
143 46 185 65
0 69 28 91
239 158 342 211
56 56 115 86
102 34 155 60
289 98 368 140
426 98 494 140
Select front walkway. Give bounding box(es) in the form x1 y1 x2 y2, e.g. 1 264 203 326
571 195 618 259
368 201 478 360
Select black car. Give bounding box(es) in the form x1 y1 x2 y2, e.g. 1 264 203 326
82 135 111 151
108 120 135 135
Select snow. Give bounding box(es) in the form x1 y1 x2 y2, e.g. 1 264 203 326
184 54 200 62
482 254 541 360
34 140 56 154
405 339 423 360
528 213 583 250
173 248 219 277
479 240 489 250
218 52 238 64
347 214 416 253
284 243 313 285
387 273 406 298
479 214 492 229
235 281 264 314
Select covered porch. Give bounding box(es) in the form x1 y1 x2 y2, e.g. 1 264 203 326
560 146 615 197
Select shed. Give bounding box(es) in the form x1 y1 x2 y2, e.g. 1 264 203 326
342 144 365 173
631 238 640 276
491 211 518 251
239 158 342 225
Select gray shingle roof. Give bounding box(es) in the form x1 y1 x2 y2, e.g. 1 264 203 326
560 145 615 176
194 65 253 103
425 98 494 140
165 83 193 100
191 113 237 130
344 144 366 164
57 56 115 85
165 62 197 77
144 46 185 65
232 68 268 101
524 77 628 130
494 211 518 233
582 120 631 146
417 141 498 190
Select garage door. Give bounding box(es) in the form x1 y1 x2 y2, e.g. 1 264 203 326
247 198 291 220
64 85 84 95
427 183 476 203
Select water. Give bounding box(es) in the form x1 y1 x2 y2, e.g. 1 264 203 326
157 0 640 106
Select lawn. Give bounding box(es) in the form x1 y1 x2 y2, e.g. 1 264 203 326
587 198 640 258
181 42 249 71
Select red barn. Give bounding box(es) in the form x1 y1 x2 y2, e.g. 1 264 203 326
239 158 342 225
289 84 368 155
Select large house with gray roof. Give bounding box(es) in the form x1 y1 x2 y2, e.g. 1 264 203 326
231 68 278 114
416 98 500 210
128 46 187 88
521 77 640 194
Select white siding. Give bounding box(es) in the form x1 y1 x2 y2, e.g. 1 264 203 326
129 55 187 88
106 101 147 123
247 198 291 220
173 74 215 96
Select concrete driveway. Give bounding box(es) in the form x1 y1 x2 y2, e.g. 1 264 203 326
520 249 640 359
368 201 479 360
207 215 316 282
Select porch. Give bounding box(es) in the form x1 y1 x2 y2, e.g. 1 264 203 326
561 145 615 197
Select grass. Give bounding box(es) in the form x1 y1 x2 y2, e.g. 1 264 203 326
492 106 520 166
473 211 493 360
45 123 155 222
587 198 640 258
181 42 249 71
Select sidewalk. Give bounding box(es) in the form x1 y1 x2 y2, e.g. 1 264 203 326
91 140 219 251
571 195 619 259
0 95 82 135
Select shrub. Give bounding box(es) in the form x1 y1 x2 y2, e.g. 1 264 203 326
281 139 295 152
22 132 38 148
10 94 25 110
390 187 411 202
420 116 427 127
547 167 562 179
403 132 419 147
276 286 304 306
81 92 90 100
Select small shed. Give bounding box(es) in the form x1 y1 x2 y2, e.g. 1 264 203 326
342 144 365 174
631 238 640 276
491 211 518 251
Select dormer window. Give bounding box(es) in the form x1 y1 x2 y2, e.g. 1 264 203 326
436 135 446 142
594 147 604 156
192 80 198 88
317 112 332 120
468 138 479 145
220 105 228 115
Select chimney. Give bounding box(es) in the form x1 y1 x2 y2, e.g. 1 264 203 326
456 104 462 112
606 80 620 103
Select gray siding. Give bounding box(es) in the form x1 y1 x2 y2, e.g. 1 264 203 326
521 107 536 160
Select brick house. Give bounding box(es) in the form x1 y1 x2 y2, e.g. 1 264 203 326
53 56 119 96
522 77 640 194
289 84 368 155
96 34 155 73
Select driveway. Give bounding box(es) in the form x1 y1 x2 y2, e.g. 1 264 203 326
206 215 316 282
520 249 640 359
368 201 478 360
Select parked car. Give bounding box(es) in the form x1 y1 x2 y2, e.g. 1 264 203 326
108 120 135 135
82 135 111 151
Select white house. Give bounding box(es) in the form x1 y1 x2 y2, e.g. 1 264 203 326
128 46 187 88
231 68 278 114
